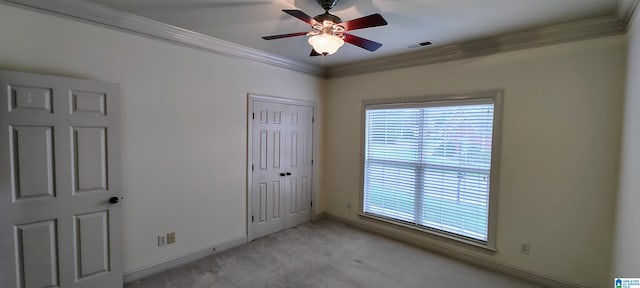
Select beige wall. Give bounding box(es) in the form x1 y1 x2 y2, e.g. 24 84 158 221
324 36 626 287
0 4 324 273
612 10 640 277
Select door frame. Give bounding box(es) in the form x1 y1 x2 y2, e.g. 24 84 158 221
246 94 317 241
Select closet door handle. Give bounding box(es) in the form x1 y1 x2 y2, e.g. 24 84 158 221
280 173 286 177
286 172 292 176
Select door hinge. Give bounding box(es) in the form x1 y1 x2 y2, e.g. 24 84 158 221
252 164 254 171
311 159 314 165
312 117 315 123
251 215 254 222
252 113 255 119
310 201 313 207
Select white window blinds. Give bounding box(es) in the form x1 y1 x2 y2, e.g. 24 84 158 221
364 100 495 242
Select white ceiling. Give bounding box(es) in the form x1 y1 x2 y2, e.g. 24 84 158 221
86 0 618 67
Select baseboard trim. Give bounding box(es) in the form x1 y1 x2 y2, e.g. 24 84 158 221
324 213 582 288
123 236 247 283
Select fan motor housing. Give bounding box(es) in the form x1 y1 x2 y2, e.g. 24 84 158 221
314 12 342 24
316 0 339 11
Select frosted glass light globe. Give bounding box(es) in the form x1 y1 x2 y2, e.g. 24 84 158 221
308 34 344 55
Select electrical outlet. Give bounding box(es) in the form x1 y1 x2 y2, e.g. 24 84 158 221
167 232 176 244
520 243 530 255
158 235 166 247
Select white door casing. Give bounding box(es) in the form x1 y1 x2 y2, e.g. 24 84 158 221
248 96 314 240
0 70 122 288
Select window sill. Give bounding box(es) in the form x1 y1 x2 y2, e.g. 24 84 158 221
358 213 497 252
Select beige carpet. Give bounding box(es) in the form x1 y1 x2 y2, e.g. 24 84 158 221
126 220 541 288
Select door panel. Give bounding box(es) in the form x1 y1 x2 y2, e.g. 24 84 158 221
15 220 59 288
71 127 108 193
75 211 110 280
70 91 106 116
0 71 122 288
9 85 53 113
300 176 309 213
272 131 281 169
10 125 56 200
290 131 298 168
288 178 297 214
272 181 281 219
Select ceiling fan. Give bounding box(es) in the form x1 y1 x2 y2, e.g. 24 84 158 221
262 0 388 56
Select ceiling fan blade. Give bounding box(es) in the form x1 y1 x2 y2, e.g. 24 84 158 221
342 13 388 31
344 33 383 52
262 32 309 40
310 49 322 57
282 9 317 25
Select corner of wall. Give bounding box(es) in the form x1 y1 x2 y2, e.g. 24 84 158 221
611 1 640 278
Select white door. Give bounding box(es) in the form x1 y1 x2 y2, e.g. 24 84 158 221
0 71 122 288
283 104 313 229
250 99 313 239
251 100 286 240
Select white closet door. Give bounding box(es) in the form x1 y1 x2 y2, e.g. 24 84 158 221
251 100 287 239
283 104 313 229
250 98 313 239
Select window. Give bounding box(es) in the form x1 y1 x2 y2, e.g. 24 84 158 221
362 92 501 248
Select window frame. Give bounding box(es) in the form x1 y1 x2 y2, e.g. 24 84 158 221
359 90 503 251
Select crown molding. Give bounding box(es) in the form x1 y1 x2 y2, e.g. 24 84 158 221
618 0 640 25
326 15 626 78
0 0 324 77
0 0 631 79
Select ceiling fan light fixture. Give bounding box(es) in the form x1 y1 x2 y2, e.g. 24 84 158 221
262 3 387 56
308 34 344 56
